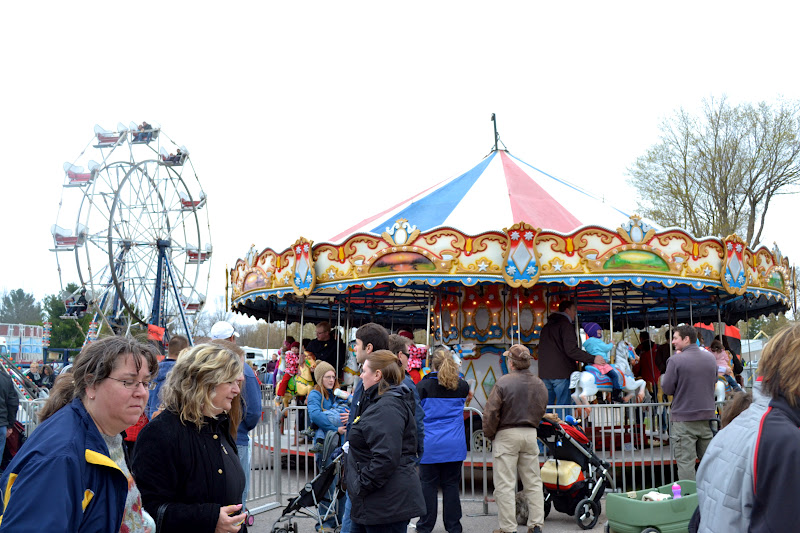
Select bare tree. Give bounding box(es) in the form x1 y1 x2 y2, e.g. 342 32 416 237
629 96 800 245
195 296 234 336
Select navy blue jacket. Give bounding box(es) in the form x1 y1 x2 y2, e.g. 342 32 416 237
416 372 469 464
237 363 262 446
750 395 800 533
404 373 425 460
0 399 129 532
147 358 176 418
344 384 425 525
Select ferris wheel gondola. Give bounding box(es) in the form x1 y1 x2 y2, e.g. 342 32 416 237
52 123 211 344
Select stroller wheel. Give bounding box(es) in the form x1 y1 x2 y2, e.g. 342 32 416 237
575 498 600 529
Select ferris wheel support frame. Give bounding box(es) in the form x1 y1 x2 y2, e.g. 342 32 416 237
149 240 194 344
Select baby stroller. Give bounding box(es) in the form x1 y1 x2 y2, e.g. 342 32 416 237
538 417 615 530
271 431 344 533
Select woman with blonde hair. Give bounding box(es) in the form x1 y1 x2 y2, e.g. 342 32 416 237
0 336 159 532
344 350 425 533
415 348 470 533
132 343 247 533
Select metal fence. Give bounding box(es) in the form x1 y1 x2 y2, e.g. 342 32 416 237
241 388 730 514
15 385 728 515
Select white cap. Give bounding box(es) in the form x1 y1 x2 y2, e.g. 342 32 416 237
209 321 239 340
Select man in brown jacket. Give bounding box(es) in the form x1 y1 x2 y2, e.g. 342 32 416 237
538 301 605 413
483 344 549 533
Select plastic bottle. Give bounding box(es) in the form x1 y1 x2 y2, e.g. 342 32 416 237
672 482 681 499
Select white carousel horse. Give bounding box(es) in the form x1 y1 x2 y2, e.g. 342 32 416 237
570 340 647 409
342 343 359 387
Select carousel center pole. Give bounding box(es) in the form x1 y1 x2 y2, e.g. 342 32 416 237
516 290 521 345
426 291 432 366
438 287 445 345
266 304 271 352
609 287 614 347
336 299 342 378
668 289 674 358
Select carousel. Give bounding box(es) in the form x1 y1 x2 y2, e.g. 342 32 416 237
230 128 792 412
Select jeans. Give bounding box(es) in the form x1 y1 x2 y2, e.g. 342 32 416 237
416 461 463 533
350 519 409 533
340 494 352 533
721 374 743 392
543 378 572 418
0 426 6 468
237 437 252 507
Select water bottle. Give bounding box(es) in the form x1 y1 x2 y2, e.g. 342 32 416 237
672 482 681 499
333 388 351 402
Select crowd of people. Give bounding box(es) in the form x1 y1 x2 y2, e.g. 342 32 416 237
0 303 788 533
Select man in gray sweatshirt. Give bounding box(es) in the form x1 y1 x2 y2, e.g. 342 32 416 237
661 324 717 481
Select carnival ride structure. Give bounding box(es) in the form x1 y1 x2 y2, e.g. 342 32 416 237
230 131 792 416
51 122 211 345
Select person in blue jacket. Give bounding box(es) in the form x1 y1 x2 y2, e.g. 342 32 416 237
415 348 470 533
0 336 159 532
307 360 347 530
146 334 189 418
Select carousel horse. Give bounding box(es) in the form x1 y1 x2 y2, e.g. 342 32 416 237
714 376 730 403
571 340 647 411
341 343 359 387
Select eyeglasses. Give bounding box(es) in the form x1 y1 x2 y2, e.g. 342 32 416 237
107 377 156 390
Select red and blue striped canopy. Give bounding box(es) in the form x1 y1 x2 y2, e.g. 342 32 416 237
331 150 631 241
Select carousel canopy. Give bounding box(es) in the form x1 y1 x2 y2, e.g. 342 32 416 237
331 150 631 241
231 147 792 335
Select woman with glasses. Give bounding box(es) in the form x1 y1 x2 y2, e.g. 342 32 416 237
132 343 247 533
307 360 348 530
0 336 159 532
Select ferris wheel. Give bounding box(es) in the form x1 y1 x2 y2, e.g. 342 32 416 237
51 122 211 343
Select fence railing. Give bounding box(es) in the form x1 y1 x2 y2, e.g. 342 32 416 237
16 385 729 515
242 391 729 514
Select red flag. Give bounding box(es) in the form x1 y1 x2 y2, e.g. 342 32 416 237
147 324 165 342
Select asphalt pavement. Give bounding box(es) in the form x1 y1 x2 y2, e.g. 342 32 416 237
248 495 609 533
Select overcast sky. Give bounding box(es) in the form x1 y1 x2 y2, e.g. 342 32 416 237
2 1 799 320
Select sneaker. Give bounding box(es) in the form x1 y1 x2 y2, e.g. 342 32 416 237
300 427 316 438
309 442 324 454
528 526 543 533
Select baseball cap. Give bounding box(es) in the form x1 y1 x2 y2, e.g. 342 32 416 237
209 321 239 340
503 344 531 362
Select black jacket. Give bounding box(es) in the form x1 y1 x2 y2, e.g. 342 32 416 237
750 395 800 533
0 372 19 428
538 312 594 379
345 384 425 525
132 410 245 533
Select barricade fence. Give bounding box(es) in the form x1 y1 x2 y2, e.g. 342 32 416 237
241 387 729 514
14 386 730 515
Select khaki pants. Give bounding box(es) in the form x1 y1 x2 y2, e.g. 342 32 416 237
671 420 713 481
492 427 544 532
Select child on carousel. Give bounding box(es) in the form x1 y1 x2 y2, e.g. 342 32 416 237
276 341 302 407
582 322 625 403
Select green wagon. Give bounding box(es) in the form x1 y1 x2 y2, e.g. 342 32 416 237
604 480 698 533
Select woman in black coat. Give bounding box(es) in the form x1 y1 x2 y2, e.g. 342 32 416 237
345 349 425 533
132 344 247 533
